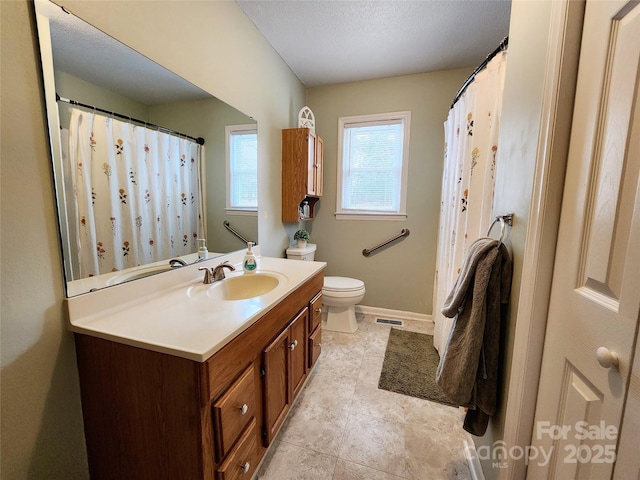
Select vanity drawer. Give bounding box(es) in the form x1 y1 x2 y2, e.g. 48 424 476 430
309 324 322 369
309 292 322 333
213 364 256 461
216 418 259 480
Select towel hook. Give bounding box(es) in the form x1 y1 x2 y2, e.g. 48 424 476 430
486 213 513 245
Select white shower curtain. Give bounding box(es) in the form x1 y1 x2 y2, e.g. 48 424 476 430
433 51 508 352
66 108 205 279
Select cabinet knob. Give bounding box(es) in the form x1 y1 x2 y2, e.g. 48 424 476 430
240 461 250 473
596 347 619 369
289 339 298 351
315 163 320 168
238 403 248 415
314 308 322 314
314 343 322 348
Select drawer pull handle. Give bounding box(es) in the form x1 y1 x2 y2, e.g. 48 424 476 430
240 461 250 473
289 340 298 351
238 403 248 415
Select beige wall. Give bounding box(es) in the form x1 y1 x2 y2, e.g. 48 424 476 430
0 1 304 477
306 69 471 314
55 70 151 128
475 1 557 477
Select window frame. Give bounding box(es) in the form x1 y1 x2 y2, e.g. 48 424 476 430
336 111 411 220
225 124 258 215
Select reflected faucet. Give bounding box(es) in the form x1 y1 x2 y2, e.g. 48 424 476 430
169 258 188 268
199 261 235 284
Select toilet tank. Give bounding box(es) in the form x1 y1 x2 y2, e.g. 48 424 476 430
286 243 316 261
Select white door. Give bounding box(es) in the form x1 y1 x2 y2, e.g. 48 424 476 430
528 1 640 478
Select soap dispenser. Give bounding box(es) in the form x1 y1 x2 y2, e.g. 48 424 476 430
243 242 257 273
197 238 208 260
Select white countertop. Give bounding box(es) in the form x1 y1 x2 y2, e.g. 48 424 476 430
65 249 326 362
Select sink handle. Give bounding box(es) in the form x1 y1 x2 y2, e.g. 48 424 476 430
198 266 214 284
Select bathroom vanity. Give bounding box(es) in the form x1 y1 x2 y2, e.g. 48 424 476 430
66 252 325 480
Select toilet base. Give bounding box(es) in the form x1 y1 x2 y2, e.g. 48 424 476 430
323 305 358 333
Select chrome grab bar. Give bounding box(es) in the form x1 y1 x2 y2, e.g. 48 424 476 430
223 221 254 246
362 228 410 257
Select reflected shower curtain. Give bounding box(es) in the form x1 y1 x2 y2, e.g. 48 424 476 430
67 108 205 279
433 51 507 352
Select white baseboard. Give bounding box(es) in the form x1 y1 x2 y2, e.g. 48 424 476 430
464 439 486 480
355 305 433 325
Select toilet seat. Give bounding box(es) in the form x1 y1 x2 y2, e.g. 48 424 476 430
323 276 364 293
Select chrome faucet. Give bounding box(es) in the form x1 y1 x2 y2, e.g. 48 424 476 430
169 258 188 268
199 261 235 284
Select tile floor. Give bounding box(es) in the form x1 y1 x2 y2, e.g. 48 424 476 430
255 314 473 480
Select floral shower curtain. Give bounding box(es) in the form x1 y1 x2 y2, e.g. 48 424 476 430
433 51 508 352
66 108 205 279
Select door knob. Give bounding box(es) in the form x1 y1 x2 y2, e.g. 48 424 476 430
596 347 619 369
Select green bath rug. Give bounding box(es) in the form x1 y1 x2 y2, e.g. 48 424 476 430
378 328 457 407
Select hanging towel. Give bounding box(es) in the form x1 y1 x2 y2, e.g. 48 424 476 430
435 237 512 436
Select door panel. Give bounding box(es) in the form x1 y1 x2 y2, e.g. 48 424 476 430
289 308 308 399
262 327 289 445
529 1 640 478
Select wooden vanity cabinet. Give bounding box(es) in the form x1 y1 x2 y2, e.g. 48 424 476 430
282 128 324 222
73 270 323 480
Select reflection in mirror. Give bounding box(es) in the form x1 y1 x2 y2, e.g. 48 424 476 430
34 0 258 296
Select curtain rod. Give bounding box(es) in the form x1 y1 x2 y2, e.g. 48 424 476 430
56 94 205 145
450 36 508 110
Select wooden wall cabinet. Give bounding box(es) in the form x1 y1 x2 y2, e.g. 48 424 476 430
282 128 324 222
74 271 324 480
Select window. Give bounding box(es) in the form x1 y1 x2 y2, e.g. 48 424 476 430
336 111 410 220
226 125 257 213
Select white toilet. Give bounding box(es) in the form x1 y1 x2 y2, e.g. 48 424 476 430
286 244 365 333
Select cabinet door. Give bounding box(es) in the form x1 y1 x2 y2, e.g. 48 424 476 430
307 131 317 196
314 136 323 197
262 327 290 445
289 308 308 399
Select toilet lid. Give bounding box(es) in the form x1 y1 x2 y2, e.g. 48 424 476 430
323 276 364 292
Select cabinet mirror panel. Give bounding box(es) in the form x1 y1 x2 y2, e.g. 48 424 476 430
34 0 258 296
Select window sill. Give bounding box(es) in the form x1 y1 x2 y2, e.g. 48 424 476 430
335 212 407 221
225 208 257 216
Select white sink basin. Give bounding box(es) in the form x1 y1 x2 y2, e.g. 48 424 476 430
106 264 173 285
187 272 285 301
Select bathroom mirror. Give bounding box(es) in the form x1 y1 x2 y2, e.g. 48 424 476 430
34 0 258 296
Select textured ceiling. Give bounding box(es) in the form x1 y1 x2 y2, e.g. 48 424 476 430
236 0 512 87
